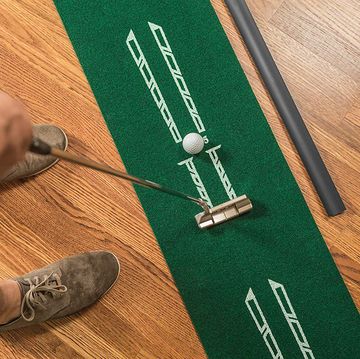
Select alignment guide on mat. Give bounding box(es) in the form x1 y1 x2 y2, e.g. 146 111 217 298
54 1 360 358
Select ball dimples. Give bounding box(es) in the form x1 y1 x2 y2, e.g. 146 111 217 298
182 133 204 154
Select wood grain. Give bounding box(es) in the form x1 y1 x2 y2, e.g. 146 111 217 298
0 0 359 358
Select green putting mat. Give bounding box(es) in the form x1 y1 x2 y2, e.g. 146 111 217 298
54 1 360 357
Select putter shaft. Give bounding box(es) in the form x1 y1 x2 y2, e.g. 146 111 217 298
30 138 210 214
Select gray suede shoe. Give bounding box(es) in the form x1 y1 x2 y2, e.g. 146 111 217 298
0 124 68 182
0 251 120 332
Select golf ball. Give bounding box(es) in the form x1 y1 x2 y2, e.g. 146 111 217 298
182 133 204 154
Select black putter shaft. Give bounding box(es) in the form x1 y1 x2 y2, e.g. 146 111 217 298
225 0 345 216
29 138 210 214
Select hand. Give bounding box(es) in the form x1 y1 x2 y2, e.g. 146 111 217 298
0 91 32 176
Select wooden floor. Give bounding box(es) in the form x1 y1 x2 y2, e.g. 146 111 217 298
0 0 359 358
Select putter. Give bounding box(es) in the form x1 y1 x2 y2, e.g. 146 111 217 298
29 138 252 228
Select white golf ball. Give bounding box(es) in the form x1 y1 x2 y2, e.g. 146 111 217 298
182 133 204 154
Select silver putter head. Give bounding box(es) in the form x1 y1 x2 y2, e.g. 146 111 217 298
195 195 252 229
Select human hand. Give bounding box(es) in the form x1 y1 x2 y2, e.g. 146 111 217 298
0 91 32 176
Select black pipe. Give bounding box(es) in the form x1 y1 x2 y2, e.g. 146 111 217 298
225 0 345 216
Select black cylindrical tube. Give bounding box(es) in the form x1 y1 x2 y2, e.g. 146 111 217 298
225 0 345 216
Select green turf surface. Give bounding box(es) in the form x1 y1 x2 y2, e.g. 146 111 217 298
54 1 360 357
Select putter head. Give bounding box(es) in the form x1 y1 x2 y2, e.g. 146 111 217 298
195 195 252 229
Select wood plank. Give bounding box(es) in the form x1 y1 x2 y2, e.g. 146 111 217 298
242 0 285 21
330 244 360 309
271 0 360 82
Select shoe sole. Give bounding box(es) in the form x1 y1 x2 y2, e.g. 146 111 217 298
103 251 121 299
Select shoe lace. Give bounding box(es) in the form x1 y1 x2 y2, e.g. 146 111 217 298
21 272 68 322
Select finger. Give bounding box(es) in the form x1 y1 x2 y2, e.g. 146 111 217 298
21 113 33 151
8 115 28 162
